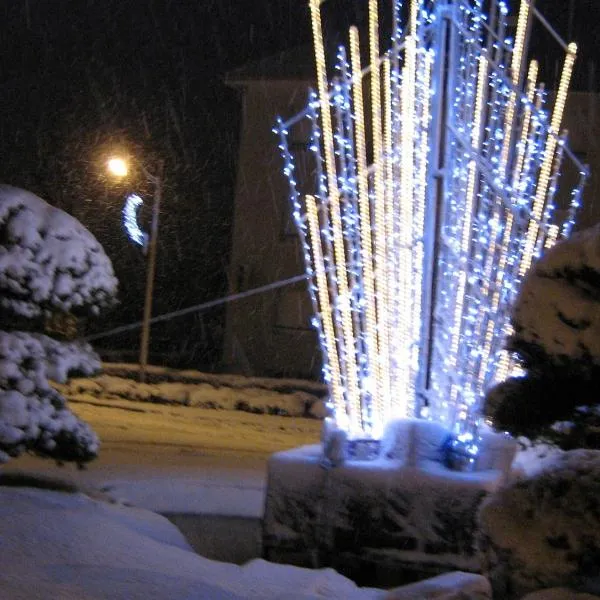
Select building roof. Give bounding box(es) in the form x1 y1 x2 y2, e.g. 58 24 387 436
225 45 315 86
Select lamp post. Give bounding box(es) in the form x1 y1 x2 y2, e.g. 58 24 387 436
107 156 164 383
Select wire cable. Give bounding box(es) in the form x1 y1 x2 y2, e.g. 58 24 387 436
84 273 309 342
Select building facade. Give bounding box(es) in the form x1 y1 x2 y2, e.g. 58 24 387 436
223 49 320 379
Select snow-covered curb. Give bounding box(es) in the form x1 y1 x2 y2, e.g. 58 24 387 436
58 367 328 418
102 362 327 394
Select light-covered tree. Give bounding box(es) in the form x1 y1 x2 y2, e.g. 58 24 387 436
0 185 118 464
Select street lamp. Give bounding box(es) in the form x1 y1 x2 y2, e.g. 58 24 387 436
107 155 164 383
107 157 129 178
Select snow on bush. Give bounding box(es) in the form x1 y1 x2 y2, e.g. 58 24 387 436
0 185 116 465
485 375 600 446
32 333 101 382
0 184 117 318
477 449 600 599
511 439 564 479
485 225 600 448
0 331 99 464
511 223 600 372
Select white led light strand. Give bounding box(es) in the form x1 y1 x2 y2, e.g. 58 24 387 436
542 133 568 249
382 55 395 427
369 0 392 428
476 0 531 393
306 194 346 422
409 48 433 420
309 0 362 432
350 25 380 431
449 52 488 382
396 34 417 417
519 42 578 277
511 60 539 191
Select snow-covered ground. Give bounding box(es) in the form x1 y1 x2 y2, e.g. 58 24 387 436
0 486 496 600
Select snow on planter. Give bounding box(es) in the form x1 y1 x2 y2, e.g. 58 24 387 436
0 186 116 465
263 419 517 584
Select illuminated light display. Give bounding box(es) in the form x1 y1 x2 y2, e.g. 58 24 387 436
350 25 380 433
122 194 148 248
305 194 347 422
519 42 578 278
370 0 392 428
277 0 589 439
309 0 362 431
398 33 418 416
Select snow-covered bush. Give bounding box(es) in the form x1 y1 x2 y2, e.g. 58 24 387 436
0 185 117 465
477 450 600 599
511 224 600 373
31 334 101 383
0 332 99 463
0 185 117 319
485 375 600 448
485 225 600 448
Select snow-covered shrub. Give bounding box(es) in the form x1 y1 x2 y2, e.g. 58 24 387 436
485 375 600 448
32 334 101 382
0 332 99 463
477 450 600 599
0 185 117 465
0 185 117 319
485 225 600 448
511 224 600 374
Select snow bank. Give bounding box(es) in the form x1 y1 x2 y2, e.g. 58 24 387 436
0 184 117 318
61 372 324 418
478 449 600 598
103 362 328 394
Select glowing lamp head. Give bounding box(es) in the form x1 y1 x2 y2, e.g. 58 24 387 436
107 157 129 178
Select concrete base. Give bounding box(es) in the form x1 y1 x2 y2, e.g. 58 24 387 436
262 437 516 587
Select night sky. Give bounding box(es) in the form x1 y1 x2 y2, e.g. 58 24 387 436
0 0 597 366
